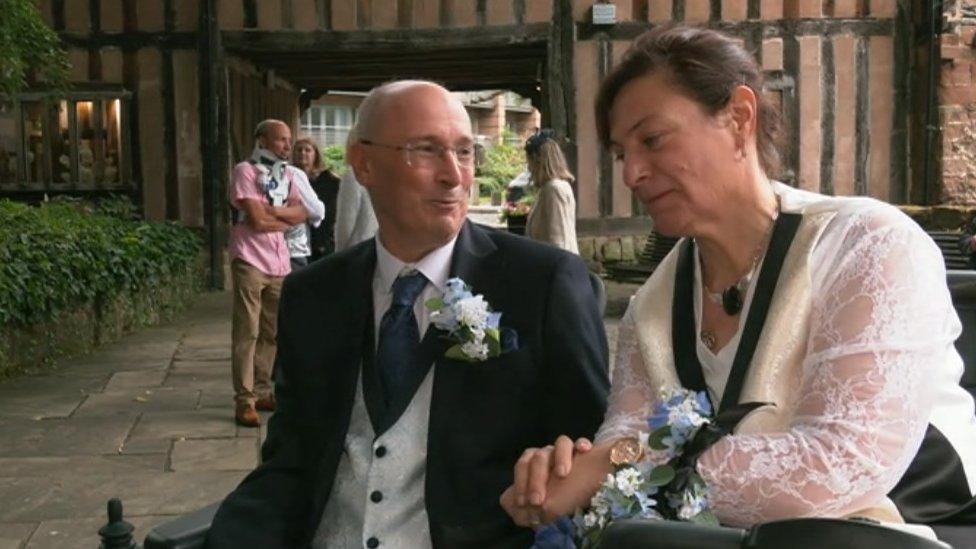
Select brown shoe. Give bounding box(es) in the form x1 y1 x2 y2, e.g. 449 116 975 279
235 403 260 427
255 394 276 412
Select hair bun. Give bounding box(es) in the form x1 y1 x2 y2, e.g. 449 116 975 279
525 128 556 153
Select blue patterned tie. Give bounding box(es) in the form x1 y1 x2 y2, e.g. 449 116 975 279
376 271 428 407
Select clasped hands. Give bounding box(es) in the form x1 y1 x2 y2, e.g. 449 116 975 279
499 435 608 529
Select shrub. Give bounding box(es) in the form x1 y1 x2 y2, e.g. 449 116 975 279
477 136 525 192
321 145 347 175
0 198 201 328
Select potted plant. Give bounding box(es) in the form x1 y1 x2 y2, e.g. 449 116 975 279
499 194 535 236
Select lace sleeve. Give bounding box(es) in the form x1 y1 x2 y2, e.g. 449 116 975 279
594 308 657 444
697 208 958 526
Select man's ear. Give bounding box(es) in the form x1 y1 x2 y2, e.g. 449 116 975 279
346 144 373 188
727 85 758 152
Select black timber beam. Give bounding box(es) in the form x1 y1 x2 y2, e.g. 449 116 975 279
221 23 551 54
58 31 197 49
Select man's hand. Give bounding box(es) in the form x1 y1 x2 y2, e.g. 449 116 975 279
499 436 593 528
240 199 291 232
272 203 308 225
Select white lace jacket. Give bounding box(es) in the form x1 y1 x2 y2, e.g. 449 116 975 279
595 184 976 526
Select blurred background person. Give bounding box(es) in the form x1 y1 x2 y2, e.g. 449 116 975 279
524 129 579 254
293 137 340 262
334 129 378 252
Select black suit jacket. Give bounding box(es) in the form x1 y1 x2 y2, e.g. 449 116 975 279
207 221 610 548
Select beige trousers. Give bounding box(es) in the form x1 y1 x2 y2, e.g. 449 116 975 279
231 259 282 405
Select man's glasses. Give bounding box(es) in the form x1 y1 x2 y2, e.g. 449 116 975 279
360 139 476 170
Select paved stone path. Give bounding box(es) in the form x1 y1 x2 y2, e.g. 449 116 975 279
0 283 635 548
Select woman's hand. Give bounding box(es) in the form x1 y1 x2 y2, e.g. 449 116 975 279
500 436 612 527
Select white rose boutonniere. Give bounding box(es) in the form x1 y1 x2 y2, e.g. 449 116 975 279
425 278 518 362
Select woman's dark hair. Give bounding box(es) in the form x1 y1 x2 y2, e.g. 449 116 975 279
595 24 784 176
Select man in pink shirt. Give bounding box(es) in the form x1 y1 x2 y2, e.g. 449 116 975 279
228 119 307 427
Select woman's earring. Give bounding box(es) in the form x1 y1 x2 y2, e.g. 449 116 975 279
734 144 746 161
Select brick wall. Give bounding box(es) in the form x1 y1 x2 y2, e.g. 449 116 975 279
940 1 976 204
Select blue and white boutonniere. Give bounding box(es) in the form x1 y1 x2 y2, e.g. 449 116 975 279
425 278 517 362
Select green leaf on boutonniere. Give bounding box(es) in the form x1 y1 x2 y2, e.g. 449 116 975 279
645 464 676 486
425 297 444 310
648 426 671 450
485 328 501 356
445 344 473 361
689 510 720 526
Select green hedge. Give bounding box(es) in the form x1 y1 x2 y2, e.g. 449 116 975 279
0 198 201 328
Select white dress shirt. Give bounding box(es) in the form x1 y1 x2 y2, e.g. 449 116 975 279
314 234 457 549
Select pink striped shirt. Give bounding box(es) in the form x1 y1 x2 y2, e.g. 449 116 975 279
227 161 301 277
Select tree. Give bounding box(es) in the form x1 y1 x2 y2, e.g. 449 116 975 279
0 0 69 96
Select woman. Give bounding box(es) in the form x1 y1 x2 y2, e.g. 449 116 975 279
292 138 340 262
500 25 976 541
524 130 579 254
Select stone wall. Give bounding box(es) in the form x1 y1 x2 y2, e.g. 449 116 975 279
581 203 976 274
578 234 648 271
940 1 976 204
0 262 204 378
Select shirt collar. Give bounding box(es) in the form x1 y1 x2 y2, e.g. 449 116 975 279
375 234 458 295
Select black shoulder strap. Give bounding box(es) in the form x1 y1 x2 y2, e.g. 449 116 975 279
673 238 709 394
672 213 803 415
719 213 801 410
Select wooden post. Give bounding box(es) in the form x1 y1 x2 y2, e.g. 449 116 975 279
546 0 577 181
199 0 228 289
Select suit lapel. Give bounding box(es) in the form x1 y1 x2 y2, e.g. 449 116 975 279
426 221 499 414
450 221 500 289
345 240 389 437
372 222 499 438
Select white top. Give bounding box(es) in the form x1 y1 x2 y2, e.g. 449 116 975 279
284 167 326 258
334 170 379 252
525 179 579 254
596 183 976 526
314 235 457 549
292 167 325 227
691 244 755 406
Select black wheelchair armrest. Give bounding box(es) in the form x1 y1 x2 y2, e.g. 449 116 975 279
143 501 221 549
601 517 955 549
602 519 746 549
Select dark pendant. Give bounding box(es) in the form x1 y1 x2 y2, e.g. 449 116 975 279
721 286 743 315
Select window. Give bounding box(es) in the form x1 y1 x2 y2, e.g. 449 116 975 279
504 121 523 145
0 88 132 193
300 105 355 147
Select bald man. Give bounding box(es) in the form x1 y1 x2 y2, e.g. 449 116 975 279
208 82 609 548
228 119 308 428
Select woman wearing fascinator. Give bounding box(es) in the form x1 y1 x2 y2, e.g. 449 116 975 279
501 24 976 545
524 129 580 254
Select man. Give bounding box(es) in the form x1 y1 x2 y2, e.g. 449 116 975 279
208 81 609 548
334 128 379 252
228 119 308 427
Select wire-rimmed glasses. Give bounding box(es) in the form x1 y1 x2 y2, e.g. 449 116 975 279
359 139 476 170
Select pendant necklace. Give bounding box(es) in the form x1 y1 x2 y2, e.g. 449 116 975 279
703 265 756 316
699 209 778 351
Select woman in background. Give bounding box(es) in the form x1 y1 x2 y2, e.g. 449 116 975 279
524 130 579 254
292 138 340 262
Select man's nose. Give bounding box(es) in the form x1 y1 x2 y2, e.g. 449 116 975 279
436 152 465 187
